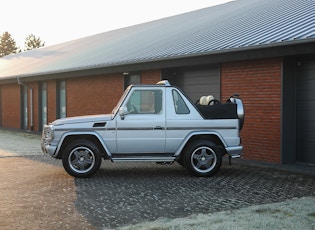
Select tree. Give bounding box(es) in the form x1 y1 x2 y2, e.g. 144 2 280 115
0 31 18 57
24 34 45 51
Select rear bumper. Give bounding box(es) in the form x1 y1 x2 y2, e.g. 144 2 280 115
225 146 243 158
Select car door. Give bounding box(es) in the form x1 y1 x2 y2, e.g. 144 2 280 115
116 88 166 153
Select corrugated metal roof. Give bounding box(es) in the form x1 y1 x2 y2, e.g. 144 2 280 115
0 0 314 80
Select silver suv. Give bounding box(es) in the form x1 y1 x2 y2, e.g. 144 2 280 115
42 80 244 178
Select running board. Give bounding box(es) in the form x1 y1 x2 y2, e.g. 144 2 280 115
111 156 175 162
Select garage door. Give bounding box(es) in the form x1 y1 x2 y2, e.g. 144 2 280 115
296 58 315 164
172 66 220 103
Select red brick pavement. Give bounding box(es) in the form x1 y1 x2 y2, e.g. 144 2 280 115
0 157 96 230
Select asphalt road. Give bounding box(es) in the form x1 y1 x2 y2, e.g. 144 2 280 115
0 130 314 229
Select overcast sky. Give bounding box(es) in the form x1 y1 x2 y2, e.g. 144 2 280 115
1 0 231 48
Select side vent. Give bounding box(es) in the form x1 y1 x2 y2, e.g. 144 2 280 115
93 122 106 127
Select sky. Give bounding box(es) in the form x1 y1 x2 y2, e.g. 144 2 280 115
0 0 231 49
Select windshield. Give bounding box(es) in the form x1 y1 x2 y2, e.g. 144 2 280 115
111 85 132 115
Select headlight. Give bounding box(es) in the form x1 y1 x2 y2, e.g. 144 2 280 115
43 124 54 141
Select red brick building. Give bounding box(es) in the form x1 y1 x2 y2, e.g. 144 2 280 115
0 0 314 165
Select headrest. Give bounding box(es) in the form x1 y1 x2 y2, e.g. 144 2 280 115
206 95 214 105
199 96 207 105
200 95 214 105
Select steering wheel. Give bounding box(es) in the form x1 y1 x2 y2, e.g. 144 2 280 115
131 104 138 113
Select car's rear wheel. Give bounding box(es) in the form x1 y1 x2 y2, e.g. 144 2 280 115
62 139 102 178
183 140 222 177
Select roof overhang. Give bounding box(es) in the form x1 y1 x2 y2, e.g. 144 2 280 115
2 41 313 85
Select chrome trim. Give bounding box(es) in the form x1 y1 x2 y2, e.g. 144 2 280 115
112 156 175 162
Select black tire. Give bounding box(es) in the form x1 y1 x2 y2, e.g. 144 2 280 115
183 140 222 177
62 139 102 178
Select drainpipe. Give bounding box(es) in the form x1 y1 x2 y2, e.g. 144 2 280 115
17 77 27 87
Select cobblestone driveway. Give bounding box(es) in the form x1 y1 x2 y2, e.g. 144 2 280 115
0 130 314 229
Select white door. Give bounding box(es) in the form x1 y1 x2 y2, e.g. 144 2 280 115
116 88 166 153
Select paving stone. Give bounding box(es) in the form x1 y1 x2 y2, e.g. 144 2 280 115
0 129 314 229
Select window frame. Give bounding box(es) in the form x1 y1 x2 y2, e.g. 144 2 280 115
172 89 190 114
125 89 163 115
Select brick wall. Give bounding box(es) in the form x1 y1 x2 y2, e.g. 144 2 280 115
66 74 124 117
0 71 162 131
1 84 21 129
141 70 161 84
221 58 282 163
66 71 161 117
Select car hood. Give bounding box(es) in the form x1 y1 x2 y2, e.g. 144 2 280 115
52 114 113 125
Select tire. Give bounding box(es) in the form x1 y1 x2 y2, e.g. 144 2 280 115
183 140 222 177
62 139 102 178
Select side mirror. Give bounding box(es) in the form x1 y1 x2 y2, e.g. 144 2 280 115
119 107 127 120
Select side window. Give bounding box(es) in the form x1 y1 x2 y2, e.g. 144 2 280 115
124 73 141 90
56 80 66 119
172 90 190 114
126 90 162 114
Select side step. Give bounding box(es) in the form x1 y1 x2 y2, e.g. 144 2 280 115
111 156 175 162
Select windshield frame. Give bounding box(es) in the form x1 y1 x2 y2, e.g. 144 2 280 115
111 85 132 117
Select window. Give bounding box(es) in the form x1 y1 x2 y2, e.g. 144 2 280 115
41 82 47 125
124 73 141 89
126 90 162 114
172 90 190 114
57 80 66 119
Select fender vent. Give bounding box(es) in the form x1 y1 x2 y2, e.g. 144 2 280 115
93 122 106 127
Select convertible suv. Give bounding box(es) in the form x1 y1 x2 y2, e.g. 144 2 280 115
41 80 244 178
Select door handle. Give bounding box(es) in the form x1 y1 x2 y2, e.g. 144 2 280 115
154 126 164 130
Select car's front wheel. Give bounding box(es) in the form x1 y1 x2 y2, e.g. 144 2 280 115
62 139 102 178
183 140 222 177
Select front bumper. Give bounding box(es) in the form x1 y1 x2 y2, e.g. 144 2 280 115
41 142 57 157
41 124 57 157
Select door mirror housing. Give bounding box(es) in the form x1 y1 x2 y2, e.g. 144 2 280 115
119 107 127 120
